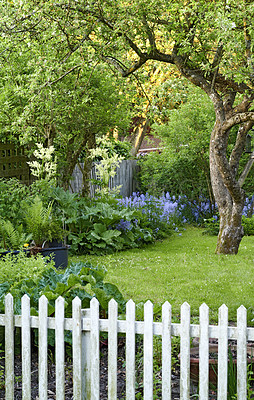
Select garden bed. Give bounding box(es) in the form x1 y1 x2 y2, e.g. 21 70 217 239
0 339 220 400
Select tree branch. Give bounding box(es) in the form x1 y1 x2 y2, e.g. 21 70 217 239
238 150 254 187
229 121 253 176
222 111 254 132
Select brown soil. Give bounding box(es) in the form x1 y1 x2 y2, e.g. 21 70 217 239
0 338 220 399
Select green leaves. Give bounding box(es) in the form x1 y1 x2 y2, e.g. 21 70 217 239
0 260 126 317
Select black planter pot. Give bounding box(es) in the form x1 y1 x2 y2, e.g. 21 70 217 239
39 246 69 269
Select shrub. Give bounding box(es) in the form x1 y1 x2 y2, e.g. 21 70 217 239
0 178 30 225
242 215 254 236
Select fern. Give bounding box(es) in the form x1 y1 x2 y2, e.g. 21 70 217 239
23 196 62 247
0 219 32 250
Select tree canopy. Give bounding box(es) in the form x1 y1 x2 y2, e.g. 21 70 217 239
1 0 254 253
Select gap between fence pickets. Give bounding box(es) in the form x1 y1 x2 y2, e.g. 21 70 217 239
2 295 254 400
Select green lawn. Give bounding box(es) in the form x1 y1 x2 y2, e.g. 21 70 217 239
70 226 254 323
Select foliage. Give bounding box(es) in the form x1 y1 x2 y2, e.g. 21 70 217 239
55 195 155 255
0 261 126 316
242 216 254 236
137 86 215 205
0 252 53 287
0 25 133 188
0 219 32 250
0 178 30 226
22 196 63 247
203 215 254 237
203 216 220 236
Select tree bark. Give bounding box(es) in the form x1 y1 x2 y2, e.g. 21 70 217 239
210 121 245 254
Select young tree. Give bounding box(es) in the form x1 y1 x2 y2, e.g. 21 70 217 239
0 3 132 192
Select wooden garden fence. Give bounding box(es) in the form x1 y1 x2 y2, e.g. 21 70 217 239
71 160 138 197
1 294 253 399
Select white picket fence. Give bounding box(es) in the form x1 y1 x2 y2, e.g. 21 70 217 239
1 294 254 399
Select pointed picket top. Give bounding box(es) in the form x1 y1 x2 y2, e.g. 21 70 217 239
56 295 65 305
5 293 13 309
21 295 31 319
162 300 171 310
5 293 13 301
181 302 190 312
219 304 228 313
72 296 82 307
90 297 99 307
144 300 153 310
237 304 247 314
39 295 48 307
126 299 135 310
21 294 30 306
199 303 209 312
108 298 118 308
218 304 228 323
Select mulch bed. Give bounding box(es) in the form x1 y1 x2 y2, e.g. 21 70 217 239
0 338 226 399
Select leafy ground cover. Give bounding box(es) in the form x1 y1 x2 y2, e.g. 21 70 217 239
70 226 254 324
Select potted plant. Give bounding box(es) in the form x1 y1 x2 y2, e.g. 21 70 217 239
22 196 69 268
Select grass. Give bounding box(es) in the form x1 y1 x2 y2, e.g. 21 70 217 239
70 226 254 323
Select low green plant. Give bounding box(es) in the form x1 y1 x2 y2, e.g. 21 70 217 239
202 215 220 236
0 251 53 287
0 219 32 250
52 195 154 255
0 261 126 349
0 261 126 316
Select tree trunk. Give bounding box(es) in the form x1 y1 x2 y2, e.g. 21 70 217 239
210 122 245 254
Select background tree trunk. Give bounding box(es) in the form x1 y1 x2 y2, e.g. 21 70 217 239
210 124 245 254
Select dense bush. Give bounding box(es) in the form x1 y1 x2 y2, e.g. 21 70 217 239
0 178 30 225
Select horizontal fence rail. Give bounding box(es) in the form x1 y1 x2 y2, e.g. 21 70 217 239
1 294 253 399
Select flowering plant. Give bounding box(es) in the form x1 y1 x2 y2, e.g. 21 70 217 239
27 143 57 182
89 136 124 196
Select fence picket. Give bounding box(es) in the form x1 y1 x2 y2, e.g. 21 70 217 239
21 295 31 399
5 293 14 400
144 301 153 400
82 308 91 399
180 302 190 400
199 303 209 400
126 300 136 400
90 298 100 400
218 304 228 400
162 301 171 400
237 305 247 400
55 296 65 400
72 297 82 400
108 299 118 400
39 295 48 400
